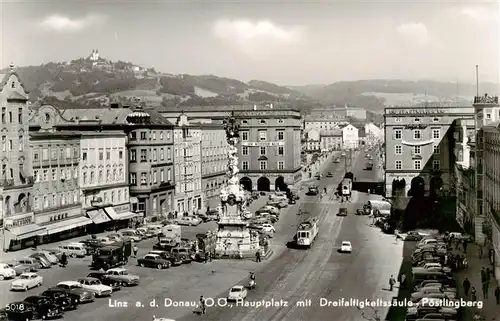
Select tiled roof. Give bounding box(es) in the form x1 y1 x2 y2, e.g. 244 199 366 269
60 108 132 124
157 104 299 113
143 108 174 125
6 91 28 100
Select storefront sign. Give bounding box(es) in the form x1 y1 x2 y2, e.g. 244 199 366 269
385 173 420 181
241 142 285 147
114 204 130 213
4 213 34 229
387 109 444 115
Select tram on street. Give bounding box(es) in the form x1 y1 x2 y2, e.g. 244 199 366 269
295 218 319 248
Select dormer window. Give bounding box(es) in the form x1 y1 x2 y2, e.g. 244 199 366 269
259 119 266 124
433 117 439 122
11 82 15 88
414 118 420 122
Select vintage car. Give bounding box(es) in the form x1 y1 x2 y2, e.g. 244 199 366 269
288 198 296 205
137 254 171 269
41 288 80 308
105 268 140 286
227 285 247 301
410 287 456 302
10 272 43 291
3 261 32 275
262 206 279 215
326 172 333 177
33 251 58 264
406 299 457 320
23 296 64 319
54 281 96 303
340 241 352 253
260 224 275 234
17 258 42 271
119 230 142 242
28 253 52 268
197 210 219 222
86 272 122 291
148 250 183 266
175 217 201 226
40 289 78 310
77 277 113 297
0 263 16 280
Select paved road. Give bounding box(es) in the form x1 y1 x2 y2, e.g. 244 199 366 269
353 149 384 183
171 151 403 321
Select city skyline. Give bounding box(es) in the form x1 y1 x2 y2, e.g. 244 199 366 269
2 1 499 85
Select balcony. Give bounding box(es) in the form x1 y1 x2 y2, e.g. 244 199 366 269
474 94 498 105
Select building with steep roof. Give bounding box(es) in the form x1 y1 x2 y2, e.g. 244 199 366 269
0 64 40 251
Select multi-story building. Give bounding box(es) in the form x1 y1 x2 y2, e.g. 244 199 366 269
320 130 342 151
28 108 88 243
384 105 474 198
200 123 228 210
342 124 359 149
364 122 384 147
158 105 303 192
236 108 302 192
453 118 476 234
126 107 175 217
481 120 500 280
173 114 203 214
0 65 38 251
306 106 367 121
302 129 321 153
304 118 343 132
79 132 132 229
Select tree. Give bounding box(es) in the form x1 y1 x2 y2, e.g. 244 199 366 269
356 306 382 321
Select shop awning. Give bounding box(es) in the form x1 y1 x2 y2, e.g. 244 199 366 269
104 207 138 220
6 224 46 240
87 209 111 224
39 216 93 236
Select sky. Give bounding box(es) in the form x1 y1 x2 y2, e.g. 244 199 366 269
1 0 499 85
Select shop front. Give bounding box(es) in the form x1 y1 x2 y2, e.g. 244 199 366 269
104 203 138 229
36 206 93 244
86 208 113 233
3 213 46 251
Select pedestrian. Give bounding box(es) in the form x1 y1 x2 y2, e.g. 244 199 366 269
255 250 261 262
463 277 471 296
478 245 483 258
471 286 477 301
389 275 396 291
60 252 67 268
132 245 138 258
400 273 407 288
463 239 468 253
204 252 208 263
495 286 500 305
199 295 206 314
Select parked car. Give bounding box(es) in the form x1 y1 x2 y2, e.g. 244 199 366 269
32 251 58 265
28 254 51 268
58 243 86 258
40 289 78 311
326 172 333 177
137 254 171 269
86 272 122 291
3 261 32 275
410 287 456 302
40 288 80 308
77 277 113 297
105 268 140 286
10 272 43 291
170 247 194 264
260 224 275 234
197 210 218 222
227 285 247 301
54 281 96 303
107 234 125 243
0 263 16 280
340 241 352 253
135 227 149 238
175 217 201 226
23 296 63 319
17 258 42 271
148 250 183 266
119 230 142 242
96 236 116 245
288 198 296 205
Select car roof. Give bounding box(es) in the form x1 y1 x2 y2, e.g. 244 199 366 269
231 285 244 289
107 268 126 272
145 254 160 257
342 241 351 244
20 272 38 277
58 281 81 286
78 277 98 281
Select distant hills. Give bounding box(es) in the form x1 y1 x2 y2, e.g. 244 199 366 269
3 53 498 115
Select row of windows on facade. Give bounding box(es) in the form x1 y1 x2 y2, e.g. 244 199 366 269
1 107 24 124
33 167 79 182
394 145 441 155
1 135 25 152
241 146 285 156
201 161 226 175
240 119 285 125
202 146 228 157
33 191 79 211
174 180 202 195
393 128 441 140
241 160 286 171
83 189 128 207
393 117 441 123
174 163 199 178
132 195 172 214
240 130 286 142
130 130 172 141
393 159 441 171
1 164 31 186
130 168 172 185
129 147 172 163
33 146 79 162
82 149 124 162
82 169 124 185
